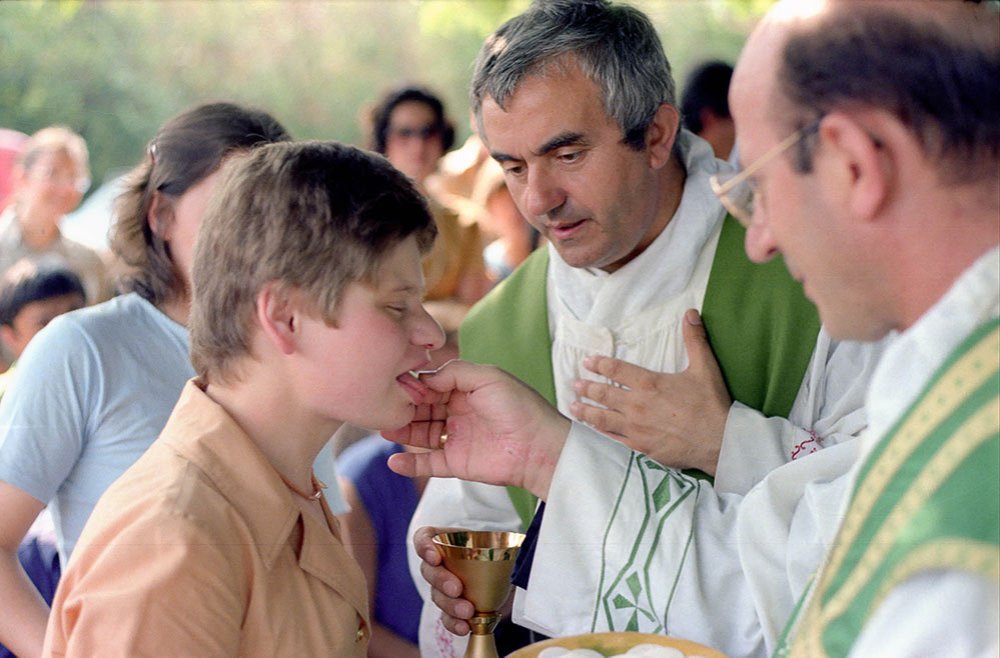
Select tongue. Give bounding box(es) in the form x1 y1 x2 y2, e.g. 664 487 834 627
397 372 429 403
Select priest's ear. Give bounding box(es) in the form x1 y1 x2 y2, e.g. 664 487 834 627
816 110 903 225
646 103 681 170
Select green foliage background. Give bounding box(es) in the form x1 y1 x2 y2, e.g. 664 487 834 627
1 0 764 190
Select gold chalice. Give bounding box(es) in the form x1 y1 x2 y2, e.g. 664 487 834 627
433 530 526 658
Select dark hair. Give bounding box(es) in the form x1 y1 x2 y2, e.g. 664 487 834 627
0 261 85 327
779 3 999 183
680 61 733 136
369 86 455 155
471 0 675 151
110 102 291 307
189 140 437 382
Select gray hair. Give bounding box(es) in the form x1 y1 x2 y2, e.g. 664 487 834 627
471 0 675 151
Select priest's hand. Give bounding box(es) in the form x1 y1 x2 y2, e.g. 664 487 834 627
384 359 571 501
412 525 476 636
569 309 732 475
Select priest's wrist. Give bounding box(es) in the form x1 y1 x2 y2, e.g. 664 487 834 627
522 414 572 501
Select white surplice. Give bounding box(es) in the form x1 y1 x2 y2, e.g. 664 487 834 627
527 248 999 657
408 132 887 658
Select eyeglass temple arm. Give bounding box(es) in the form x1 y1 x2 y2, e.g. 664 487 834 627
715 123 817 195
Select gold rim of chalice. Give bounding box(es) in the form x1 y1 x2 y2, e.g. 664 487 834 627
432 530 525 561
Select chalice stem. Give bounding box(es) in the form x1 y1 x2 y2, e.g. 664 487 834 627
464 613 502 658
466 629 500 658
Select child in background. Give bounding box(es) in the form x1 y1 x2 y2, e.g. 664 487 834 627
0 260 84 658
45 140 445 656
0 259 85 397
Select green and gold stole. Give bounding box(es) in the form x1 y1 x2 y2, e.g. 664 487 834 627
777 318 1000 657
459 216 820 529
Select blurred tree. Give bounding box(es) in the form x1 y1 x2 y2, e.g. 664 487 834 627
0 0 766 194
0 1 163 185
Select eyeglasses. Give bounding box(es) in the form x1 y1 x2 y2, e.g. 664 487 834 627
710 119 821 227
389 125 441 141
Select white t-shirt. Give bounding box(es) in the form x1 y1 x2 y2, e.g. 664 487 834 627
0 293 192 567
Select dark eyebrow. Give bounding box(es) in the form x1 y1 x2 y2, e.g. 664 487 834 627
490 132 589 163
533 132 587 157
491 152 519 164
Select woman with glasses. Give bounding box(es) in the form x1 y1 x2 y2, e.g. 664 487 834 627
0 126 111 315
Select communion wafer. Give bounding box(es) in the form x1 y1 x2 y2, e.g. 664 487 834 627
608 645 686 658
538 649 604 658
538 644 709 658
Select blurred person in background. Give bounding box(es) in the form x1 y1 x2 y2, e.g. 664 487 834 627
680 61 736 161
470 159 540 284
429 112 491 206
0 126 112 306
369 85 490 362
429 111 537 286
0 129 29 212
0 260 85 658
0 102 291 658
0 259 85 399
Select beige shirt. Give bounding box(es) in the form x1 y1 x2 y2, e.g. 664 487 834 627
44 380 369 657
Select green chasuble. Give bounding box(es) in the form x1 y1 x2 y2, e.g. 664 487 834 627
777 319 1000 658
459 216 821 529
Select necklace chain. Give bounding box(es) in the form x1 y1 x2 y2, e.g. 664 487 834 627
278 471 326 501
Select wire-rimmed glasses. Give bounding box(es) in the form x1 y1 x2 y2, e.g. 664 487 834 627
710 119 821 227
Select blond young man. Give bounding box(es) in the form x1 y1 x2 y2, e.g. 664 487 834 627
44 141 446 656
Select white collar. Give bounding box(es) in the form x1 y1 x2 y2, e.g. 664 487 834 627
865 246 1000 446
